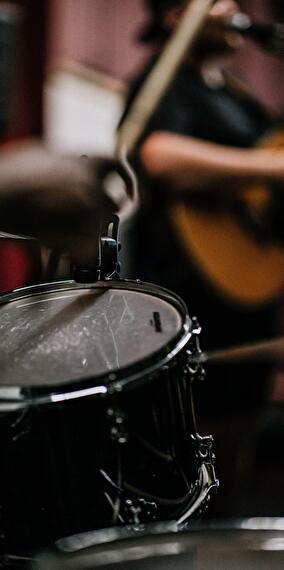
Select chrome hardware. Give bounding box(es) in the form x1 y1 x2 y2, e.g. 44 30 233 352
122 497 158 525
177 434 219 525
186 316 206 381
107 408 128 444
193 433 219 493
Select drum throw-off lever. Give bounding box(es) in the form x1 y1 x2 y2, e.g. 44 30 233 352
73 214 121 283
99 214 121 280
186 316 206 381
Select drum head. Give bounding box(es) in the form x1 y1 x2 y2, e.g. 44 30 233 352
36 520 284 569
0 281 191 393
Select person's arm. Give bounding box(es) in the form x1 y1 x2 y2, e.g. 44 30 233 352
140 131 284 193
0 141 129 257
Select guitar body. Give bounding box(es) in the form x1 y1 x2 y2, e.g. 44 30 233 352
170 130 284 306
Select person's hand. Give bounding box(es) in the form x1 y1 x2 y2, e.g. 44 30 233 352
0 141 132 262
199 0 245 52
209 0 240 22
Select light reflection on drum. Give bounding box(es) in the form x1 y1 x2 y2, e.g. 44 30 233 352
36 519 284 570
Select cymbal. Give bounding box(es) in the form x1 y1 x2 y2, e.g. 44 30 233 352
202 335 284 364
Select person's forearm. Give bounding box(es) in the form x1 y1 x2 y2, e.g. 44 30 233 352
140 132 284 193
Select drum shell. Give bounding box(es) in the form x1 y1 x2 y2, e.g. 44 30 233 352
0 281 200 556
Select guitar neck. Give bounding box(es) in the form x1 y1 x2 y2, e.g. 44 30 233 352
116 0 214 156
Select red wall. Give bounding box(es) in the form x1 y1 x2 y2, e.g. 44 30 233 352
48 0 149 81
0 0 48 139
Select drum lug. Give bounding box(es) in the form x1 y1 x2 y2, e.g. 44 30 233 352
193 433 215 461
107 376 123 393
186 316 206 382
192 432 219 492
177 433 219 523
107 407 128 444
122 497 158 525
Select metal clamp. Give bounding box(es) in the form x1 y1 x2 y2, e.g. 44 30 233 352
177 433 219 524
186 316 206 381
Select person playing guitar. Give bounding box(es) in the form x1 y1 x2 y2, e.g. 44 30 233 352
119 0 284 517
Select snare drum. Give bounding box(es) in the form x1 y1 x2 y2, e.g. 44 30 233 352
0 280 217 557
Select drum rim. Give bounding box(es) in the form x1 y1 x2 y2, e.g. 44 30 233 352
16 528 284 570
0 279 193 405
39 518 284 569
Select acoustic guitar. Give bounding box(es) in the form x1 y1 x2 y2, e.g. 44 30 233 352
170 129 284 306
117 0 215 163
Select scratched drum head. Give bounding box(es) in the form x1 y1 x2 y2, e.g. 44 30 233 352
0 280 191 394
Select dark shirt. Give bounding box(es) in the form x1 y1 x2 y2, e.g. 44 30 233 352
122 60 275 284
126 62 272 147
120 61 279 414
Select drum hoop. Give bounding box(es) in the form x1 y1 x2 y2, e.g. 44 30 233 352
34 519 284 570
0 279 193 407
55 517 284 557
0 279 188 313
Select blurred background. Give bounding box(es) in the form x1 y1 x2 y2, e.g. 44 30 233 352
1 0 284 538
2 0 284 155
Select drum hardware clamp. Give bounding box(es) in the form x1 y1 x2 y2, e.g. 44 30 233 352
193 434 219 495
100 469 158 524
177 434 219 524
185 316 206 382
